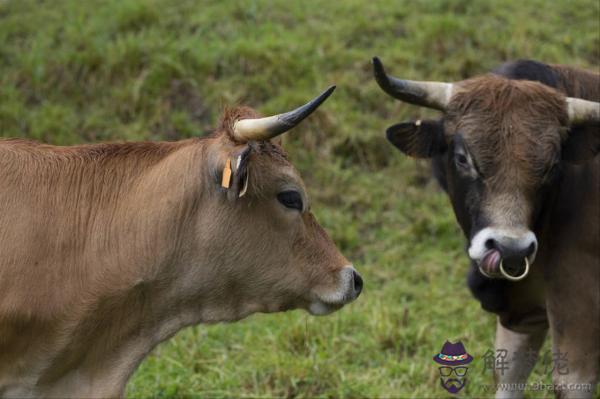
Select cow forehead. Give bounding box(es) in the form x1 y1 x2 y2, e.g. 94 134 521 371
244 142 308 193
445 75 568 182
450 121 562 187
446 74 568 133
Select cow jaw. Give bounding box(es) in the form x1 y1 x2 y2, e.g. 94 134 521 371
308 266 362 315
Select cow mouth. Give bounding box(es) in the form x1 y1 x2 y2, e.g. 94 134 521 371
308 300 345 316
307 266 362 315
479 249 501 275
478 250 529 281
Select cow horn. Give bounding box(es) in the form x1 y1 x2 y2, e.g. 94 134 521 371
372 57 453 111
233 86 336 141
566 97 600 123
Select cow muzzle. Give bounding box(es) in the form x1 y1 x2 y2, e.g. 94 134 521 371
468 227 537 281
308 266 363 315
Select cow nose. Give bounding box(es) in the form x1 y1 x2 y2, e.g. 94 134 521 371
485 238 537 260
485 234 537 280
352 270 363 297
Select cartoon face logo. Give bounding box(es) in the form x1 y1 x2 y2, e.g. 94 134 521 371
433 341 473 394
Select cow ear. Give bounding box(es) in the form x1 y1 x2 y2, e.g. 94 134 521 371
219 144 253 201
562 123 600 163
386 119 446 158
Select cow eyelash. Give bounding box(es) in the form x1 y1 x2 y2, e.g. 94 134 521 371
454 152 470 168
277 190 303 211
454 149 482 178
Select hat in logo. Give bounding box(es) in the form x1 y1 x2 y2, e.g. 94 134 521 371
433 341 473 366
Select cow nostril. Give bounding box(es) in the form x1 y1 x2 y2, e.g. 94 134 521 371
352 270 363 297
484 238 497 250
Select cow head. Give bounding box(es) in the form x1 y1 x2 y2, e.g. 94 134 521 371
180 87 362 322
373 57 599 281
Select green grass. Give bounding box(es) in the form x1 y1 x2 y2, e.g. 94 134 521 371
1 0 598 397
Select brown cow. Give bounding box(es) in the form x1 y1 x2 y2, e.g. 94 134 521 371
0 87 363 397
373 58 599 398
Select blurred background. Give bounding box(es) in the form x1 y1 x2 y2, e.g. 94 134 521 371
1 0 598 397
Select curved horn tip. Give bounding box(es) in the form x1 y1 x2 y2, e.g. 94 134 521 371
371 56 452 111
282 85 336 127
232 85 337 142
325 85 336 94
372 56 382 68
372 56 387 79
315 85 336 103
314 85 336 106
372 57 396 98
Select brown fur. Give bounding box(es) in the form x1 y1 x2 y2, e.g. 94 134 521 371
442 76 576 228
0 108 353 397
551 64 600 101
382 59 599 397
448 76 568 186
442 69 599 397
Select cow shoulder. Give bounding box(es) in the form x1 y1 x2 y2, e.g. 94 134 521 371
494 59 600 101
492 59 561 88
550 64 600 101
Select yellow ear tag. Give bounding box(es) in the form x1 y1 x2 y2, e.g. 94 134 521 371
221 159 232 188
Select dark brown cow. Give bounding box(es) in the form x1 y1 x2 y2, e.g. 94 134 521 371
0 87 363 397
374 58 599 398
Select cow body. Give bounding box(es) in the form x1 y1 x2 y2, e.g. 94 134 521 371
460 126 600 399
0 139 208 396
375 59 599 398
0 99 362 396
469 61 600 398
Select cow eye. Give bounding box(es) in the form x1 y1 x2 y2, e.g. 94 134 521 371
455 153 469 168
277 190 303 211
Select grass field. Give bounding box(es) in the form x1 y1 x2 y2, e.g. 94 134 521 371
1 0 598 397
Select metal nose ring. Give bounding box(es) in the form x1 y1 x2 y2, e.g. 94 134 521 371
499 257 530 281
478 265 495 279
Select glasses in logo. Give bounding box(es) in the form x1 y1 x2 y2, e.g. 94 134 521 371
438 366 468 377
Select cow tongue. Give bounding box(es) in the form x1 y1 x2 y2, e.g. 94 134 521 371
480 249 501 274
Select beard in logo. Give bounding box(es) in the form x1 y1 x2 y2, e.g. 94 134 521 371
440 377 467 394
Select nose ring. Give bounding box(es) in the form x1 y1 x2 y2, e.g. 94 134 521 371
499 257 530 281
478 265 494 279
